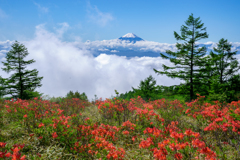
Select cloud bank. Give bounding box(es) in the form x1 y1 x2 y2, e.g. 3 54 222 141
0 25 185 100
1 25 240 101
80 40 240 58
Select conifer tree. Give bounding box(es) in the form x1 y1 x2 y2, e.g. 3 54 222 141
154 13 209 102
132 75 157 101
0 76 8 98
1 41 43 100
209 38 240 84
227 74 240 101
191 54 218 98
65 90 88 101
199 38 240 103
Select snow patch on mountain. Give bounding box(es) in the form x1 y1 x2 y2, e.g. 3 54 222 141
0 34 240 58
122 33 138 38
118 33 144 43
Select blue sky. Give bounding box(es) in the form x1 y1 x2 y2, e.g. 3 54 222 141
1 0 240 100
1 0 240 43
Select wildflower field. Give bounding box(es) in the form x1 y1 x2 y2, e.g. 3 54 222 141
1 94 240 160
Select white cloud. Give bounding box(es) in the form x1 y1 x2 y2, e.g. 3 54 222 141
0 50 7 56
230 42 240 52
98 48 109 51
2 26 240 101
0 8 8 19
54 22 70 38
80 39 178 54
110 50 119 53
79 39 240 58
34 2 49 13
0 25 185 100
0 40 13 48
87 2 114 27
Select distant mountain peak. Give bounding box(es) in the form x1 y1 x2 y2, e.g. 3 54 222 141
119 33 144 43
122 33 138 38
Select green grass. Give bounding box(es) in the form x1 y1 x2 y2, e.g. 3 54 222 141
0 95 240 159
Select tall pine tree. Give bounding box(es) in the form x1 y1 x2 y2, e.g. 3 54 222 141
209 38 240 84
0 76 8 98
2 41 43 100
154 13 209 102
191 54 219 98
199 38 240 103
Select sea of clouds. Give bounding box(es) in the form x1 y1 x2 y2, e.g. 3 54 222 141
0 24 240 101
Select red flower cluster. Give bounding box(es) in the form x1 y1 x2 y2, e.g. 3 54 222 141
0 142 26 160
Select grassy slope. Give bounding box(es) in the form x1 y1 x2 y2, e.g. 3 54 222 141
0 96 239 159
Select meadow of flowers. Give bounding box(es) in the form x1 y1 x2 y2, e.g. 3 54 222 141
1 94 240 160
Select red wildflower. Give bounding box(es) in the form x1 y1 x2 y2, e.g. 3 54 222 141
37 153 41 157
122 131 129 135
0 142 6 148
29 133 34 137
192 139 205 149
215 117 223 122
38 123 44 128
52 132 58 139
20 155 26 160
132 136 136 142
0 150 7 158
4 152 11 157
185 109 191 114
174 153 183 160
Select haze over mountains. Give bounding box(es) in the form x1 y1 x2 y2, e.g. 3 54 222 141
1 33 240 58
118 33 144 42
82 33 240 58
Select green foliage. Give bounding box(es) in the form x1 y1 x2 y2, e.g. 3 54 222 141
194 55 217 97
132 75 158 101
115 90 119 97
229 109 240 121
154 13 209 102
119 90 135 100
0 76 8 98
227 74 240 101
209 38 240 103
119 79 186 103
65 90 88 101
206 74 227 104
50 96 66 104
197 38 240 103
152 15 240 104
1 41 43 100
22 90 43 100
210 38 240 84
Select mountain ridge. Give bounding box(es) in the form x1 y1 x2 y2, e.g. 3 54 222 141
118 33 144 43
0 34 239 58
